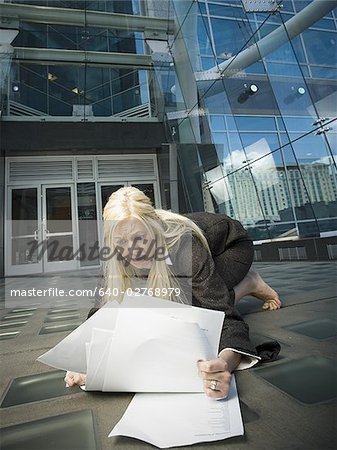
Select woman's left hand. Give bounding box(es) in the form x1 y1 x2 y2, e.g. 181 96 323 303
197 358 232 399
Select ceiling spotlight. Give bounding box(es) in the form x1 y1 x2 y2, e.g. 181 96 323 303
12 81 20 93
238 83 259 103
249 84 259 94
297 87 306 95
48 72 57 81
71 87 83 95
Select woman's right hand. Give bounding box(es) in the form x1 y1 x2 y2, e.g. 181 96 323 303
64 371 86 387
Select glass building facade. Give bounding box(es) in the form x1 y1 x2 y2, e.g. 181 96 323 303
1 0 337 276
159 0 337 241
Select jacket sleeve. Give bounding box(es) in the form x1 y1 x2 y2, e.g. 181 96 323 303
174 234 258 357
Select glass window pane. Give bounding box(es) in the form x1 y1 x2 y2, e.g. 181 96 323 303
12 188 37 236
235 116 276 131
47 235 74 262
282 117 315 132
302 30 337 65
210 115 226 130
211 18 247 56
46 187 72 233
12 237 40 266
77 183 99 267
101 185 125 211
131 184 156 206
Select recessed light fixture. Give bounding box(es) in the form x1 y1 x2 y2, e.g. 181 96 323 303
297 87 306 95
238 83 259 103
12 81 20 92
72 87 83 94
249 84 258 93
48 72 57 81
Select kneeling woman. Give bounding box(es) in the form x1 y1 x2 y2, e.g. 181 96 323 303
65 187 281 398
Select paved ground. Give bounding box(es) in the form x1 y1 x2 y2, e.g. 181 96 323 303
0 262 336 450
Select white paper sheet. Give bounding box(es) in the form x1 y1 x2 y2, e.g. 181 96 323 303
100 309 211 392
109 376 244 448
37 294 225 377
85 328 115 391
37 301 119 373
121 294 225 356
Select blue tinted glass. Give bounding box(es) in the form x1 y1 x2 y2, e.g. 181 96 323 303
258 25 306 63
240 133 280 153
265 62 308 77
258 23 277 39
235 116 276 131
279 133 290 145
201 57 216 69
326 131 337 154
210 115 226 130
213 132 227 143
226 116 237 131
294 1 312 12
198 2 207 15
212 133 230 159
310 66 337 79
198 16 214 55
280 0 294 12
201 56 215 70
283 117 317 131
255 14 278 23
277 117 286 131
208 3 246 19
302 30 337 65
245 62 265 74
299 65 310 77
289 133 331 162
311 18 336 30
211 18 248 55
228 132 243 150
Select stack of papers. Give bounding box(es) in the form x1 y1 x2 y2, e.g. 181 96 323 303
110 378 243 448
38 293 245 447
86 309 211 392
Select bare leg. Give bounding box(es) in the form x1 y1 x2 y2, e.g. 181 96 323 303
233 270 281 311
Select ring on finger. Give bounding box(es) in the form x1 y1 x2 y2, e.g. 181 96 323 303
210 380 218 391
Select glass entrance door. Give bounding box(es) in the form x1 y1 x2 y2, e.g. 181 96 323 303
7 187 43 275
7 185 78 275
42 185 78 273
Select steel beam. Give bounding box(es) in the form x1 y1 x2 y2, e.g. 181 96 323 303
13 47 153 69
195 0 337 81
0 2 174 33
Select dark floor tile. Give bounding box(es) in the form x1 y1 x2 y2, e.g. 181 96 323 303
254 356 337 404
0 410 99 450
11 307 37 313
0 331 20 340
39 321 82 334
53 302 79 308
0 321 27 329
1 370 82 408
47 308 79 315
283 319 337 340
1 313 33 321
44 314 81 323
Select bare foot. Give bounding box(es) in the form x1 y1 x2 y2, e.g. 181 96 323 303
248 270 282 311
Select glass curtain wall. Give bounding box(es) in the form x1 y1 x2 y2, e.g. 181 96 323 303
3 0 152 119
158 0 337 241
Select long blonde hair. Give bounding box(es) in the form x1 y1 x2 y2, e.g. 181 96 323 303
101 186 210 304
